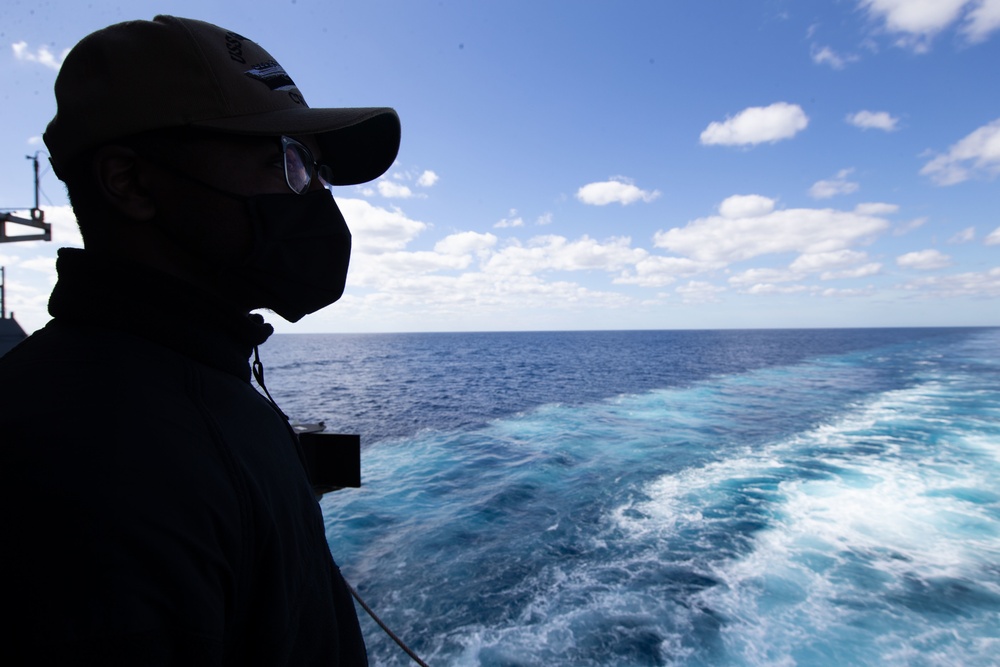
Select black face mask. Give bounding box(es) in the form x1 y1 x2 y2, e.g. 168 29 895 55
230 190 352 322
148 161 353 322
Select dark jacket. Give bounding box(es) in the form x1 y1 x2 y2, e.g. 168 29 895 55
0 249 367 665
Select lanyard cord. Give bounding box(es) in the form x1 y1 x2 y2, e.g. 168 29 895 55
251 345 289 421
251 345 432 667
345 581 432 667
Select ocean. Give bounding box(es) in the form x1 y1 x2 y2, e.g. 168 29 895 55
258 327 1000 667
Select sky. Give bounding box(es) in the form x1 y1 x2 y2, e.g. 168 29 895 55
1 0 999 334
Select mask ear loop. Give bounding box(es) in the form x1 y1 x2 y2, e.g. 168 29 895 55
252 345 289 421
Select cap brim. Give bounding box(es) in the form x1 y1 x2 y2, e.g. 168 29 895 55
192 106 400 186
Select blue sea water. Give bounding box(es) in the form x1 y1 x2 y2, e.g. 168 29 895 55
259 328 1000 666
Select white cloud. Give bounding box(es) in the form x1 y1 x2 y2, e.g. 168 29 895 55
854 202 899 215
893 216 928 235
536 212 553 226
820 263 882 280
12 41 68 70
985 226 1000 244
896 249 952 269
417 170 439 187
433 232 497 259
920 118 1000 185
949 226 976 243
576 177 661 206
347 231 494 290
743 283 812 295
377 180 415 198
483 235 646 276
728 267 800 287
700 102 809 146
846 110 900 132
821 286 876 298
809 168 860 199
962 0 1000 42
494 209 524 228
901 267 1000 298
861 0 1000 49
719 194 775 218
614 256 719 288
811 45 859 69
338 198 427 253
790 249 871 273
862 0 967 34
728 251 881 288
354 250 473 280
653 205 890 264
676 281 726 304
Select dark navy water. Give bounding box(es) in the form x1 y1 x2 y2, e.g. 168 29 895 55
259 328 1000 666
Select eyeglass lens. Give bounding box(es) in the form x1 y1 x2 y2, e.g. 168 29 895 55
283 138 335 194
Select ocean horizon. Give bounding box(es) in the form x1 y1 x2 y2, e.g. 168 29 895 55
259 326 1000 666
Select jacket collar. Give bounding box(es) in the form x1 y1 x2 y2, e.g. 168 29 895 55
48 248 273 382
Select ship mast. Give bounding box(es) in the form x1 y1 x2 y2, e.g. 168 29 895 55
1 152 52 244
1 153 53 341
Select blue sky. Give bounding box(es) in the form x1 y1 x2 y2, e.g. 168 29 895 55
1 0 998 334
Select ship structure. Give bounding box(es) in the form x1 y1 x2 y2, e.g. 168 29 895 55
1 153 52 357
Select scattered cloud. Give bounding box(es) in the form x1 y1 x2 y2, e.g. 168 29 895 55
614 256 720 288
896 249 952 270
893 216 928 236
377 180 415 198
855 202 899 216
811 45 859 68
728 267 800 287
719 194 775 218
536 212 554 226
363 168 439 198
846 110 900 132
11 41 68 70
920 117 1000 185
962 0 1000 42
810 168 860 199
949 226 976 243
789 249 872 273
860 0 1000 50
985 226 1000 244
820 263 882 280
433 231 498 257
576 177 661 206
676 281 726 304
482 235 647 276
728 250 882 288
338 198 427 253
901 267 1000 298
417 170 439 187
742 283 812 295
700 102 809 146
494 209 524 229
653 199 889 264
821 286 877 298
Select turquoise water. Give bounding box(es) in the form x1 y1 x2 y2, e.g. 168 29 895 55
261 328 1000 666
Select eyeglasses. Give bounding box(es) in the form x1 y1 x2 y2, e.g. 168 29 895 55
281 135 334 194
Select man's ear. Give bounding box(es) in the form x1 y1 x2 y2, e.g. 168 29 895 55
92 145 156 221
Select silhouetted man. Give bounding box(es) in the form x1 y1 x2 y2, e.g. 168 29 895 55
0 15 399 665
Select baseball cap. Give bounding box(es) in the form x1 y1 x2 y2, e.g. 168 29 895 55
43 15 400 186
